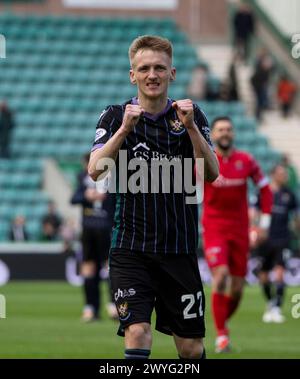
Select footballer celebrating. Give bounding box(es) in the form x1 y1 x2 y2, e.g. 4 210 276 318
88 35 218 359
202 116 273 353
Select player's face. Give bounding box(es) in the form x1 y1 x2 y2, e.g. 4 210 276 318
273 166 288 186
211 120 234 150
130 49 176 100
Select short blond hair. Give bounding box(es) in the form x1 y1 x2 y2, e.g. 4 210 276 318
129 35 173 64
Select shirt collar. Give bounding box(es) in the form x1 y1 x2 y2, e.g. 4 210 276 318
131 97 173 121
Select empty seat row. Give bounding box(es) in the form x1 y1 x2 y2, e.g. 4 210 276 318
0 173 41 189
14 126 94 143
11 142 90 158
1 189 49 204
0 15 176 29
0 159 43 173
0 66 192 85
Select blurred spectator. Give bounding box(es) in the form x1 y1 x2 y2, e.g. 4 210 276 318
0 100 15 158
9 215 28 241
277 73 297 118
71 153 117 321
281 154 299 193
187 63 209 100
61 218 78 255
226 53 239 101
206 76 221 101
233 3 255 61
60 217 78 243
254 164 300 323
41 201 62 241
251 49 275 120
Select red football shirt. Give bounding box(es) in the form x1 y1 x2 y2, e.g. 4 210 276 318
202 149 268 230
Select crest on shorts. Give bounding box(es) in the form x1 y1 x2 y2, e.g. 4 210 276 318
117 302 131 320
169 119 185 135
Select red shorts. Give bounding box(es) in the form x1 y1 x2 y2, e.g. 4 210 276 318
203 225 249 277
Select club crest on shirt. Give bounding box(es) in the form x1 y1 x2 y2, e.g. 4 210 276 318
169 119 185 135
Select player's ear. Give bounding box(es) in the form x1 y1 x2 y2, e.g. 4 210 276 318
170 67 176 82
130 69 137 85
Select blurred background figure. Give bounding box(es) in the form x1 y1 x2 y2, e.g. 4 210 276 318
217 53 239 102
252 164 300 323
60 217 78 254
0 0 299 359
40 201 62 241
277 73 297 118
232 2 255 62
280 154 299 194
60 217 77 244
0 100 15 158
187 63 209 100
201 116 272 353
71 153 117 322
8 215 29 242
226 52 239 101
250 49 275 120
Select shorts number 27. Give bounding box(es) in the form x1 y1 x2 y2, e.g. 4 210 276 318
181 291 203 319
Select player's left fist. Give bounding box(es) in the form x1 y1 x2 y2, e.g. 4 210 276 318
172 99 194 129
249 225 268 249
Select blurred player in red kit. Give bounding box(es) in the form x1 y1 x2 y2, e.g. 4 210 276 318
201 116 273 353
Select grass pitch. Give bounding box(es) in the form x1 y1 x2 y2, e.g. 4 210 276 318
0 282 299 359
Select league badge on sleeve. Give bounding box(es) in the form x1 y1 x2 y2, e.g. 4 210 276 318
94 128 107 142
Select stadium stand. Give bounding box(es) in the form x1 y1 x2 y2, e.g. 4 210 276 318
0 14 281 241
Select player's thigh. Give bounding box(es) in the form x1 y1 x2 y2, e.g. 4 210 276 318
109 251 156 330
203 229 229 271
211 264 230 293
257 240 276 273
81 228 98 275
273 265 285 282
229 275 245 297
155 254 205 338
93 228 111 266
228 235 249 277
274 241 290 269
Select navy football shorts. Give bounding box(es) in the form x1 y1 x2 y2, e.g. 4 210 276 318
109 249 206 339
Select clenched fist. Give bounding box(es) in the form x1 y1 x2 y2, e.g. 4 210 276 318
172 99 194 129
121 104 144 134
249 225 268 249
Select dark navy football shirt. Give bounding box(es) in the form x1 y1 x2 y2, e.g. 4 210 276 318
255 186 298 241
91 98 213 254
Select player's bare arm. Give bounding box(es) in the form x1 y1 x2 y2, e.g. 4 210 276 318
88 104 144 181
172 99 219 182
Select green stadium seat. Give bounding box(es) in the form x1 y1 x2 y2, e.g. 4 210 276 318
26 220 42 240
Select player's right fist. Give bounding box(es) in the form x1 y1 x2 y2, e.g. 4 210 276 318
121 104 144 134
